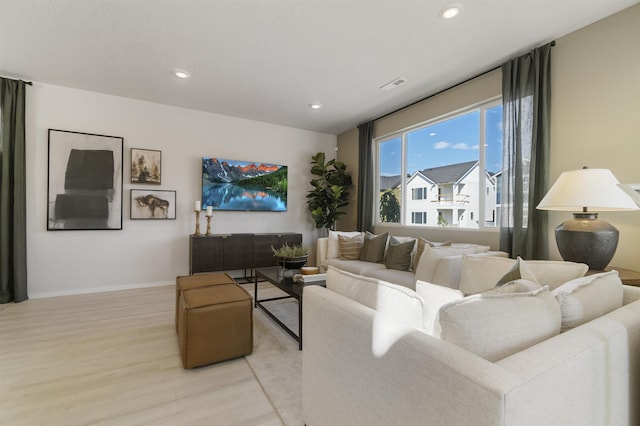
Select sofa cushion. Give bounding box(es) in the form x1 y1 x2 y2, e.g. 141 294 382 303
459 255 517 295
415 280 464 336
324 258 387 276
384 237 416 271
390 236 418 270
525 260 589 290
552 270 624 332
496 257 539 286
359 232 388 263
365 268 416 290
415 245 478 285
327 231 363 259
439 284 561 362
338 234 364 260
414 238 452 270
326 266 424 329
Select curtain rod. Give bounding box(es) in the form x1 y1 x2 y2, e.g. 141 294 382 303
372 40 555 123
1 75 33 85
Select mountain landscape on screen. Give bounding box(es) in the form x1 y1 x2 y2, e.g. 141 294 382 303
202 157 288 211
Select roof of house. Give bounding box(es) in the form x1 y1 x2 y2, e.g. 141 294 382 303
379 175 402 191
419 160 478 184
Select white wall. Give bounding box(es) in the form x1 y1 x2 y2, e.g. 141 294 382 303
26 83 335 298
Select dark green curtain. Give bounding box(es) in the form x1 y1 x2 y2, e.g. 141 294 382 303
499 43 552 260
357 121 374 232
0 77 28 303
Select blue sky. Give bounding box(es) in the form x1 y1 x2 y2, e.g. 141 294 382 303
380 105 503 176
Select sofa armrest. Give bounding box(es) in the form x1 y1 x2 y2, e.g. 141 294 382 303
316 237 329 272
496 299 640 426
302 286 520 426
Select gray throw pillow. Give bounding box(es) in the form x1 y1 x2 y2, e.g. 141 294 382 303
359 232 388 263
385 237 416 271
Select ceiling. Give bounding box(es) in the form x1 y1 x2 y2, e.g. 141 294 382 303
1 0 637 135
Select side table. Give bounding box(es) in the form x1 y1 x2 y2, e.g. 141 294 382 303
587 266 640 287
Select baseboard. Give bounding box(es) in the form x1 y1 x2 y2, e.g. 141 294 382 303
29 280 174 299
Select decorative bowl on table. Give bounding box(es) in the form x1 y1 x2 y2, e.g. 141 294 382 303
276 255 309 270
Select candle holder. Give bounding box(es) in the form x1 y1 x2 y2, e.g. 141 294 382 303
205 215 212 236
193 210 202 236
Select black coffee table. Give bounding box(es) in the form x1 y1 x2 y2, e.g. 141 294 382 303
254 267 326 350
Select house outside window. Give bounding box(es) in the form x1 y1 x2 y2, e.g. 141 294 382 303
376 98 502 230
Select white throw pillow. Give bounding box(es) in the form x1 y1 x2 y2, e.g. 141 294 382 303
439 285 561 362
327 231 364 259
552 270 623 332
525 260 589 290
326 266 424 330
414 245 478 285
459 255 518 295
415 280 464 336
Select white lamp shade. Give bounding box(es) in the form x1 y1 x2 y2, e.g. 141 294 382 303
537 168 639 212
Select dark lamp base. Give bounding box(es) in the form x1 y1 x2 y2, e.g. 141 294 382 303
554 214 619 271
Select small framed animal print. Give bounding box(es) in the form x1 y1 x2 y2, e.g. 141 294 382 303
130 189 176 220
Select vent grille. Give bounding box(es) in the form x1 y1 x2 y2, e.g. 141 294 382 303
380 77 408 91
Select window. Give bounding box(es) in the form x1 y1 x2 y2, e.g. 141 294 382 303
412 187 427 200
411 212 427 224
376 99 502 230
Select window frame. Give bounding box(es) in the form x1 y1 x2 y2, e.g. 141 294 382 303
374 97 502 232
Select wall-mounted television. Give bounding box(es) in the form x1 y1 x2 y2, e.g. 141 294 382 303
202 157 288 211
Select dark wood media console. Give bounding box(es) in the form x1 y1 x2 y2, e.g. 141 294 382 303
189 233 303 276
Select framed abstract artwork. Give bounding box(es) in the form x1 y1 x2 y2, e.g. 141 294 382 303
47 129 123 230
131 148 161 184
130 189 176 220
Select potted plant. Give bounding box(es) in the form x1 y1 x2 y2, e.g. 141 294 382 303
306 152 352 233
271 243 309 269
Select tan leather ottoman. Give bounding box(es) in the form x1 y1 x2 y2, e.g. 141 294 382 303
175 273 236 333
178 283 253 369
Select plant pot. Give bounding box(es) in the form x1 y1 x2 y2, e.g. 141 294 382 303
277 255 308 270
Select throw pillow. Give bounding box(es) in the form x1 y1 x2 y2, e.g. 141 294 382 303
389 236 418 270
384 237 416 271
495 257 539 286
414 245 478 286
326 266 424 330
327 231 363 259
459 255 516 295
524 260 589 291
552 270 623 332
338 234 364 260
415 280 464 336
359 232 388 263
413 238 452 271
439 285 561 362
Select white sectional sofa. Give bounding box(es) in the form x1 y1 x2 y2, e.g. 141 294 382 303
316 232 507 290
303 253 640 426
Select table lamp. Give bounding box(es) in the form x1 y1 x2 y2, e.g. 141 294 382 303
537 167 639 270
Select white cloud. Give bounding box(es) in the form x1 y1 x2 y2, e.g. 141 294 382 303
472 144 480 150
452 143 470 150
433 141 450 149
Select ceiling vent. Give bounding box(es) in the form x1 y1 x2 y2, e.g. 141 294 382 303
380 77 408 91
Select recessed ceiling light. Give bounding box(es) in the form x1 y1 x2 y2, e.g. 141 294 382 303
173 69 191 79
440 4 463 19
309 103 322 109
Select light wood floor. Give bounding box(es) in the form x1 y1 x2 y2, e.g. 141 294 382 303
0 285 283 426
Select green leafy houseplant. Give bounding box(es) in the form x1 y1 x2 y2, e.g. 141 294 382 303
271 243 308 270
306 152 352 232
270 243 308 258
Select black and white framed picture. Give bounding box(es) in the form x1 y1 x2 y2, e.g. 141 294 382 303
131 148 161 184
47 129 123 230
130 189 176 220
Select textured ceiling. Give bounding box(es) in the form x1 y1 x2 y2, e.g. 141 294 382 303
1 0 637 135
